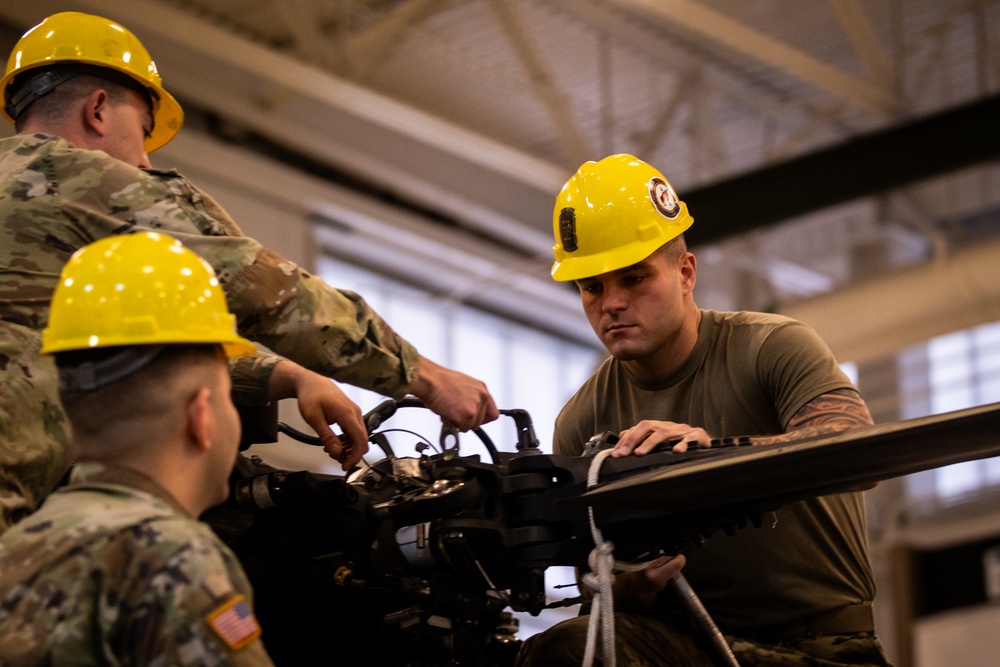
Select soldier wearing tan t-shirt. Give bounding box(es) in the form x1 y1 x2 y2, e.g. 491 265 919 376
517 155 890 667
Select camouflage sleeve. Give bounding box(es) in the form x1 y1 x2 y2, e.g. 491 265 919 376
124 519 275 666
61 157 420 399
0 323 70 533
191 233 420 399
228 350 280 406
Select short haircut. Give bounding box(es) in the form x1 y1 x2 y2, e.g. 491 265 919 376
657 233 688 264
56 345 225 455
12 67 136 130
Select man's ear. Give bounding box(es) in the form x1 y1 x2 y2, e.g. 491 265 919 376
680 252 697 294
185 387 214 452
82 89 110 137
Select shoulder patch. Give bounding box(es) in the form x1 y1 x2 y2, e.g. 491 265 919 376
207 594 261 650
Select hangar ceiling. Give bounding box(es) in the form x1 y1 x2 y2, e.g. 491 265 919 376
2 0 999 356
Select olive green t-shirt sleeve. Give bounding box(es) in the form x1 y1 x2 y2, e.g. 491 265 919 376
755 320 856 429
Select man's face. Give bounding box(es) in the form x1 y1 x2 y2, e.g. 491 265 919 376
575 248 696 372
100 88 153 168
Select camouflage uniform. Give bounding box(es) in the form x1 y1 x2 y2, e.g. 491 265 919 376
0 462 274 665
0 132 421 531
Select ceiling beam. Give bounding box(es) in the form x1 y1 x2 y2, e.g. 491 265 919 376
545 0 788 116
347 0 457 81
0 0 570 194
274 0 339 72
546 0 862 144
634 66 699 158
829 0 895 91
613 0 899 113
682 94 1000 247
489 0 593 166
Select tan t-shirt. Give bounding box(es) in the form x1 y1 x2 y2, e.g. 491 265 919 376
555 309 876 630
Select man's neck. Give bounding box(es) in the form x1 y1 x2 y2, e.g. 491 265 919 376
21 120 80 145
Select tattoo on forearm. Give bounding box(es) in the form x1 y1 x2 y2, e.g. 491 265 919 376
752 389 874 446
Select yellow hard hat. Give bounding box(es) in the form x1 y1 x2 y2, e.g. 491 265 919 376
1 11 183 152
551 154 693 282
41 232 255 358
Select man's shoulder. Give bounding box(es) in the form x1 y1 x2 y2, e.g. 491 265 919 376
0 133 146 193
2 132 109 164
3 485 210 552
1 488 236 587
704 310 836 369
79 489 226 557
705 309 812 346
0 132 59 155
707 309 800 331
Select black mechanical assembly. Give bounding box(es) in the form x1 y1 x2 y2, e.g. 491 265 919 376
211 399 1000 666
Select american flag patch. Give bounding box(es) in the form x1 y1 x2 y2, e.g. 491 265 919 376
207 595 261 650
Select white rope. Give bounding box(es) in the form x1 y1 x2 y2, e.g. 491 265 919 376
581 449 649 667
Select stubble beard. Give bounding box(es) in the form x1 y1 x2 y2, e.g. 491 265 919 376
601 329 650 362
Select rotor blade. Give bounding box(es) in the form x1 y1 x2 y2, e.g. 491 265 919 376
571 402 1000 517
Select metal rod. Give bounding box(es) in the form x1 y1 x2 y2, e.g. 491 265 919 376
668 574 740 667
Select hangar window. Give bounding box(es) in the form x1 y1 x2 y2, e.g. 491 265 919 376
898 320 1000 501
316 255 603 457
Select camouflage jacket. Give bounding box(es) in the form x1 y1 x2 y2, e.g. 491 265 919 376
0 133 421 531
0 463 275 666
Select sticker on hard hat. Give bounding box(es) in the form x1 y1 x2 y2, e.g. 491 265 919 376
648 177 681 219
559 207 578 252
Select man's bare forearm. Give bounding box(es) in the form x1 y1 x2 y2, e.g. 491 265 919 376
751 389 874 446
